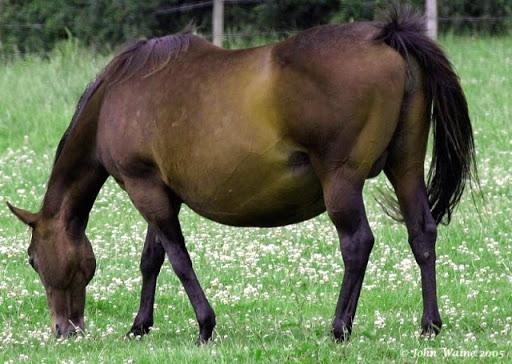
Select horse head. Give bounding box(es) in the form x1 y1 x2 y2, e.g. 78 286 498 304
7 202 96 338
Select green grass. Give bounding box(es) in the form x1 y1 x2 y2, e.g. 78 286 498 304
0 36 511 363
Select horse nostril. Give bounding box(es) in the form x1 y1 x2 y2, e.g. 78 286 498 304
55 324 62 337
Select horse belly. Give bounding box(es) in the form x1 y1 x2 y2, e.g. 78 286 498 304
174 151 325 227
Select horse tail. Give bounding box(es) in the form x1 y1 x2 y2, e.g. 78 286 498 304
374 6 477 225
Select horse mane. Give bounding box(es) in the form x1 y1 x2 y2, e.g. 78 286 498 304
102 30 194 86
53 77 103 165
53 30 194 165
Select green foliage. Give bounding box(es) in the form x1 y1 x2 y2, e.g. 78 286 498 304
0 0 510 56
438 0 512 34
251 0 340 30
0 0 164 55
333 0 511 34
333 0 423 22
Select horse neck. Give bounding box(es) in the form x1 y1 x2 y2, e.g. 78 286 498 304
41 125 107 237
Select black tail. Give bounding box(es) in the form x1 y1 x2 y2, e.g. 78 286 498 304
375 6 477 225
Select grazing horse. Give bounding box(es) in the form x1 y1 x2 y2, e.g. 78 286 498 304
8 7 476 342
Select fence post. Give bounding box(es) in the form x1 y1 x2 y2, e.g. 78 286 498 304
426 0 438 39
213 0 224 47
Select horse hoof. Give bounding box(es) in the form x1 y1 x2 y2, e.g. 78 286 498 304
332 322 352 342
126 325 151 338
420 319 442 337
196 335 212 346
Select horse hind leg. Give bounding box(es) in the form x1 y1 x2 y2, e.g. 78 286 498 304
384 85 442 336
321 169 374 341
386 167 442 335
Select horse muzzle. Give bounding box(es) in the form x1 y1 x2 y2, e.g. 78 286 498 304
53 316 85 338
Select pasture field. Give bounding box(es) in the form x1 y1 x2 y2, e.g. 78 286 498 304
0 36 511 363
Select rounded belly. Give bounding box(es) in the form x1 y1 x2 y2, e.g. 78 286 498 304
171 150 325 227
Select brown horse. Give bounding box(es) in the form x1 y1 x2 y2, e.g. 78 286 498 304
8 7 476 342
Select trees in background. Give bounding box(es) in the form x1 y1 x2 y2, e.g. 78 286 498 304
1 0 510 55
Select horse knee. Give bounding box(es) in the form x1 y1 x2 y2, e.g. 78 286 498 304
341 229 374 272
409 223 437 266
169 253 195 282
140 259 157 276
324 178 373 269
140 246 165 276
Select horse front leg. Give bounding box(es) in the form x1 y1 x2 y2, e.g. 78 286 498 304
323 171 374 342
128 224 165 336
124 177 215 343
388 172 442 336
159 218 216 343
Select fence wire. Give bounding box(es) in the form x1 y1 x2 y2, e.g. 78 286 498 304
1 16 510 30
1 1 510 57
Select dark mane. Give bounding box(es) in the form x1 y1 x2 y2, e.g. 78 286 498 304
102 31 193 86
53 77 103 165
53 31 194 165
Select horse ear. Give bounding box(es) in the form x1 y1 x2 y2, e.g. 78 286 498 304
6 202 37 227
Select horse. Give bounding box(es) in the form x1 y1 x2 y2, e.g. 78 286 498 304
7 7 476 342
